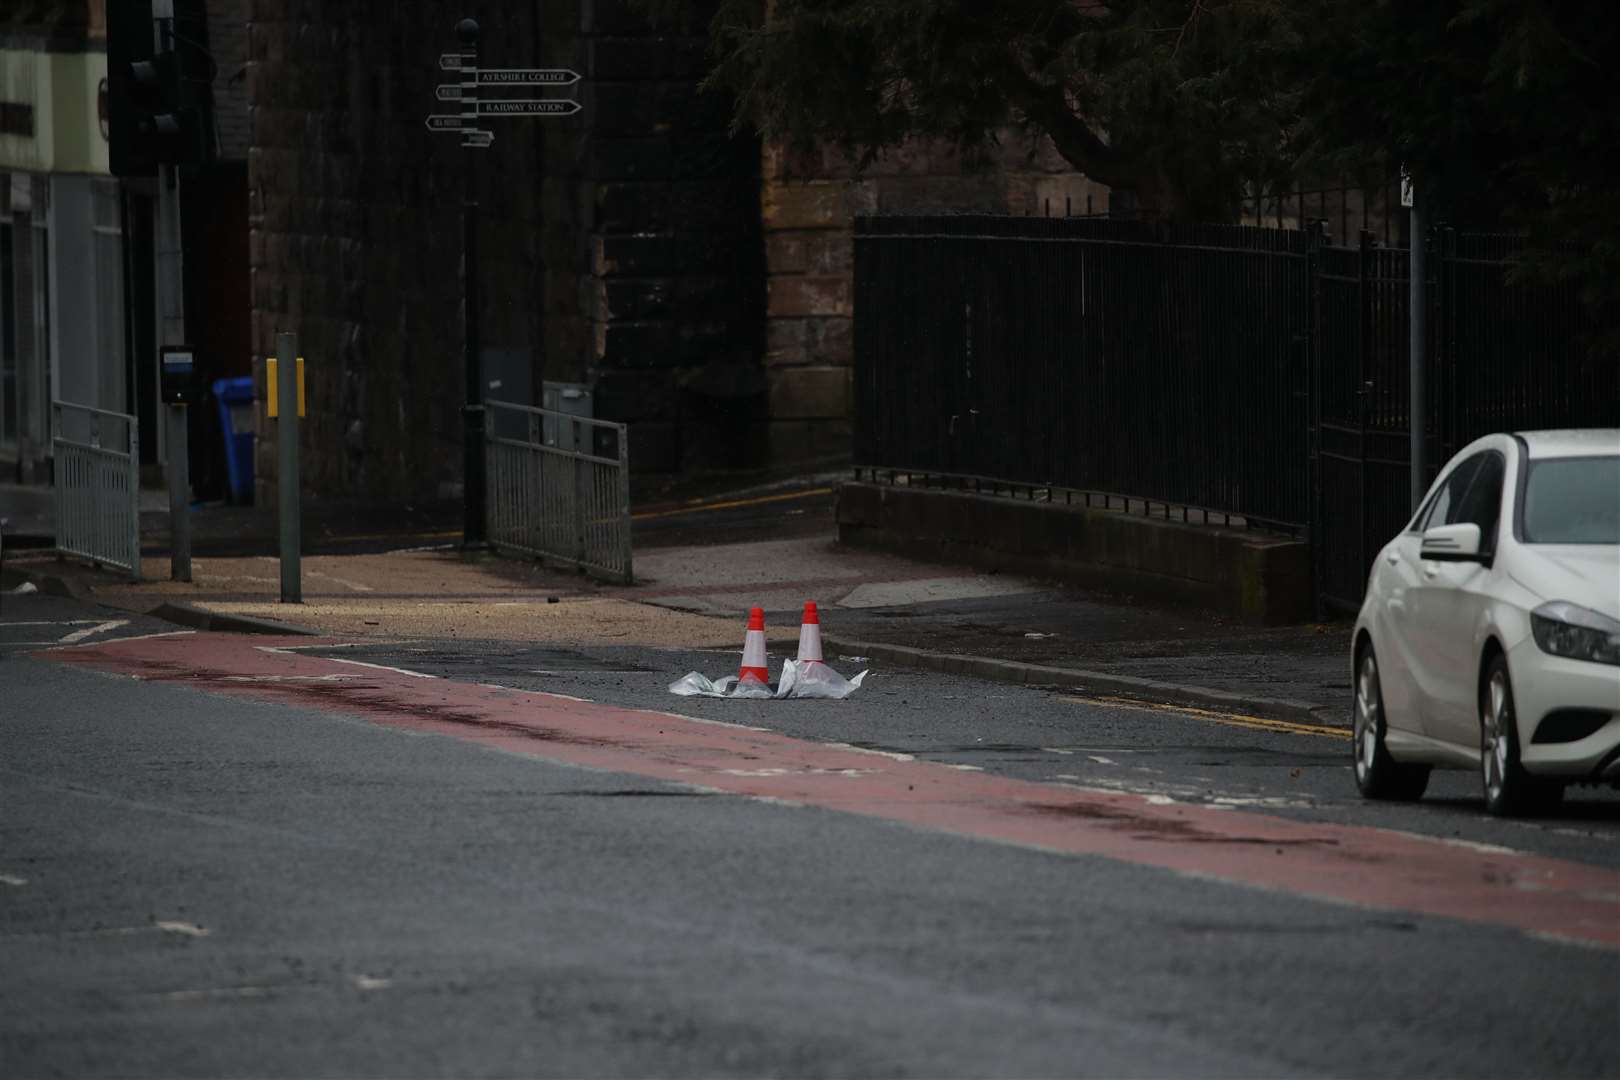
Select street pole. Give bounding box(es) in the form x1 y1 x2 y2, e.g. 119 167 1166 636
153 1 191 579
459 16 487 548
165 404 191 580
1409 191 1426 511
277 332 301 603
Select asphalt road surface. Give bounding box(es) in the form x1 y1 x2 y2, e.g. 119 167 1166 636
4 602 1617 1077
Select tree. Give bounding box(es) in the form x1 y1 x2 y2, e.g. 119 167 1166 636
646 0 1301 222
1296 0 1620 351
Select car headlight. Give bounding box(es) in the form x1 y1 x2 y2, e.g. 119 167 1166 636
1530 602 1620 666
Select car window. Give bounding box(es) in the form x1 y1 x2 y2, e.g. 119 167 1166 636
1522 455 1620 544
1451 451 1506 548
1416 454 1482 532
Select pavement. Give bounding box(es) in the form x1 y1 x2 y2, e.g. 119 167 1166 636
1 472 1351 724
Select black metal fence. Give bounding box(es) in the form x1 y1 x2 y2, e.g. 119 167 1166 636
853 215 1313 532
852 214 1620 612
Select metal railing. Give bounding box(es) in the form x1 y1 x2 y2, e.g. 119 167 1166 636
52 400 141 578
484 400 632 584
853 213 1620 614
853 214 1315 534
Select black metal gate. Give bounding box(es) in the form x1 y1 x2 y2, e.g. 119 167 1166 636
1310 229 1425 614
851 214 1620 619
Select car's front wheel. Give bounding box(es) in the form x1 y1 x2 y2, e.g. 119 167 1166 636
1481 655 1564 817
1353 645 1430 800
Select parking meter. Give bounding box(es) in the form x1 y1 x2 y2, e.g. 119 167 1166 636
160 346 198 405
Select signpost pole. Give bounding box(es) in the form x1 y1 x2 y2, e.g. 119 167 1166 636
1408 185 1426 511
459 17 487 548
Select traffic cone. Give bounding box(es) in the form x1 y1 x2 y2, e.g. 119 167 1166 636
796 600 824 664
738 607 770 685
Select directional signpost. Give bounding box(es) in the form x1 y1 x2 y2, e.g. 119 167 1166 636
430 18 583 548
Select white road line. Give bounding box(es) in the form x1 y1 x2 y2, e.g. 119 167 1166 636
0 873 27 886
325 657 437 679
221 674 363 683
160 986 271 1003
154 920 210 937
58 620 128 644
308 570 374 593
1087 755 1118 765
1041 747 1074 756
95 630 197 645
352 975 392 991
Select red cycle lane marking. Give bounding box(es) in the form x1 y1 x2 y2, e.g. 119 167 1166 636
46 633 1620 949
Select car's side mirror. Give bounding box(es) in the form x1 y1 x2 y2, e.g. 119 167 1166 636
1421 522 1485 562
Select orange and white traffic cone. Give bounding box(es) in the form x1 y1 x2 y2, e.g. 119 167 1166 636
738 606 770 685
796 600 824 665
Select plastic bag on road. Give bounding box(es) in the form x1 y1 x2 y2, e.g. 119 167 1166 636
775 658 867 699
668 672 772 698
667 659 867 700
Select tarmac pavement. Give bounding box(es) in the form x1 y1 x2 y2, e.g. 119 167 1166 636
1 476 1350 723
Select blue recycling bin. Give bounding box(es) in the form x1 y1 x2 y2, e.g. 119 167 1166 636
213 376 256 505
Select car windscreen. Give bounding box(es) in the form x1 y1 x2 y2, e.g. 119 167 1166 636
1521 455 1620 544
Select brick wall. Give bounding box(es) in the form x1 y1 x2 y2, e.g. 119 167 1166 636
761 136 1107 466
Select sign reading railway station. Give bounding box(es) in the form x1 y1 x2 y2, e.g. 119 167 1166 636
429 51 582 149
434 17 589 549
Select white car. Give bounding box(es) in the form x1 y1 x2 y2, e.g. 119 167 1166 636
1352 429 1620 815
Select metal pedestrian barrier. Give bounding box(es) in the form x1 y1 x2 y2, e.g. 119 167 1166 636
52 400 142 578
485 400 632 584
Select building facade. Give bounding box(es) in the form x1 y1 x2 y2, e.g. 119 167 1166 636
0 0 251 497
1 2 118 483
241 1 1106 501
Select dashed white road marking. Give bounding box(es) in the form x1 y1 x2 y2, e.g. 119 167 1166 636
1087 755 1118 766
1041 747 1074 756
0 873 28 886
352 975 392 991
221 674 363 684
160 986 271 1003
155 920 210 937
827 742 915 762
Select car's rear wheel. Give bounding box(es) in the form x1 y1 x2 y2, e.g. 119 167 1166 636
1353 646 1430 800
1481 654 1565 817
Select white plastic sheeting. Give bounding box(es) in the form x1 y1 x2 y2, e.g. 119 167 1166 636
669 659 868 700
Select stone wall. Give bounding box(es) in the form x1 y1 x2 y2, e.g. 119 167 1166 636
548 0 765 476
246 0 1100 497
761 136 1108 466
248 0 546 503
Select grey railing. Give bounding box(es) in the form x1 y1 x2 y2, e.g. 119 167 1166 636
485 400 632 584
52 400 141 578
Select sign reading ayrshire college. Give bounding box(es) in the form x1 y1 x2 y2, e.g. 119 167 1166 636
429 48 583 148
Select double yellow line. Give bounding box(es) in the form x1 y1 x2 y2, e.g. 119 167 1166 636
631 487 834 522
1059 694 1351 740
